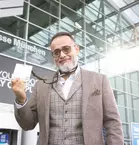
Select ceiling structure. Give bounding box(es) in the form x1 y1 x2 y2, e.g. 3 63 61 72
0 0 139 69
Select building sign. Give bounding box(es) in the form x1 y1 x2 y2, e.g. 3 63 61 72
0 32 46 57
131 122 139 145
0 0 24 18
0 54 54 104
0 133 9 145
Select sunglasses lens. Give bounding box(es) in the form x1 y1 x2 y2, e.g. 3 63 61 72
52 49 61 57
62 46 71 54
52 45 72 58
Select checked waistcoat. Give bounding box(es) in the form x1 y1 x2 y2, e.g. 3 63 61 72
48 71 84 145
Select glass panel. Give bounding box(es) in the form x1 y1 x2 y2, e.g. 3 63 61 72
29 24 53 46
118 107 127 122
130 72 138 81
115 76 124 91
116 91 126 106
30 0 59 18
109 77 115 88
127 95 133 109
133 110 139 122
128 109 134 122
125 79 131 94
122 124 129 138
0 17 27 39
29 4 59 34
61 0 83 12
132 97 139 110
131 82 139 96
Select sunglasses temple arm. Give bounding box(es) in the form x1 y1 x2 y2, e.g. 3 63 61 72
31 70 45 83
31 70 59 84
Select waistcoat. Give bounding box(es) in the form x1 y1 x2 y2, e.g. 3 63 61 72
48 71 84 145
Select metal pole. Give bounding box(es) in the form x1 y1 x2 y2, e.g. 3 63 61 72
23 0 30 65
58 0 61 32
82 0 87 65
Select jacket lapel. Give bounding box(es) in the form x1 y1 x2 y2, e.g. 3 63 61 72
81 68 96 118
67 70 82 100
52 81 65 100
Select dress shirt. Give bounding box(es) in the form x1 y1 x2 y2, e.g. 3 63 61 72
59 66 80 100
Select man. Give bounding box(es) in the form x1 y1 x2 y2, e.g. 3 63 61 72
12 32 124 145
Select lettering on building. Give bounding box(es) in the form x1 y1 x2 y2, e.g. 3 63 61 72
0 33 46 56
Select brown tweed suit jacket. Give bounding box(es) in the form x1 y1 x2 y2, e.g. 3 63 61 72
14 68 124 145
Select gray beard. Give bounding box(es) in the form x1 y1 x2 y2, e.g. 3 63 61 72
58 56 78 72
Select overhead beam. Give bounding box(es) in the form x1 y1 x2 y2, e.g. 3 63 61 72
42 0 105 49
83 22 139 61
107 22 139 38
28 0 95 37
90 1 139 26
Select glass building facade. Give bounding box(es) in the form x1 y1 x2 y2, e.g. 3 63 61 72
0 0 139 144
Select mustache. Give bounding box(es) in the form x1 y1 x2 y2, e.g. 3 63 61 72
58 56 70 61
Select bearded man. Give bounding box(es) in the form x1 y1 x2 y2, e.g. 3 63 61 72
12 32 124 145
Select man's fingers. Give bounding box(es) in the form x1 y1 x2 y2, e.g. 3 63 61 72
11 79 18 86
11 78 25 87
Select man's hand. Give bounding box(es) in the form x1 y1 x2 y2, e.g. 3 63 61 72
11 78 27 104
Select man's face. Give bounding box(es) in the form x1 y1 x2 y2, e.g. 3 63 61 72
50 36 79 72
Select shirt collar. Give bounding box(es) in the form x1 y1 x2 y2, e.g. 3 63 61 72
59 65 80 82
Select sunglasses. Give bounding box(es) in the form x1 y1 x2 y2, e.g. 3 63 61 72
31 65 78 84
52 45 75 58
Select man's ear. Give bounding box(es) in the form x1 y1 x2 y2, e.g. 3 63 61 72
75 44 80 54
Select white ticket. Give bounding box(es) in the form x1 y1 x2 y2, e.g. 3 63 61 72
12 63 33 80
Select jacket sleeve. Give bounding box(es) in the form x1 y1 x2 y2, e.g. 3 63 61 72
102 75 124 145
14 81 39 131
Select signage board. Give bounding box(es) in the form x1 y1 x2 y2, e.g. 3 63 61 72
0 0 24 18
0 133 9 145
131 122 139 145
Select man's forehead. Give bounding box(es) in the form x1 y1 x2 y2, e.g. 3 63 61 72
50 36 74 47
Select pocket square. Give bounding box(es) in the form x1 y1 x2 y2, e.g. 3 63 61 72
92 89 101 96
